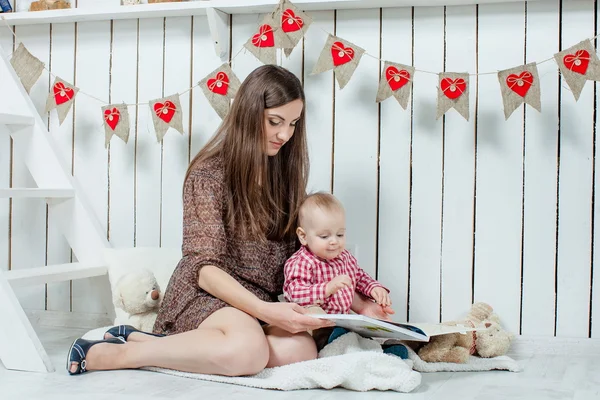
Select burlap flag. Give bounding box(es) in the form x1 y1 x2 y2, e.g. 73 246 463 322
311 34 365 90
102 104 130 148
243 14 293 65
45 77 79 125
376 61 414 109
199 63 242 119
149 94 184 142
436 72 470 120
497 62 541 120
10 43 45 94
554 39 600 101
274 0 312 57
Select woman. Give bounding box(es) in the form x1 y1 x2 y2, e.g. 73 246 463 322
67 64 388 377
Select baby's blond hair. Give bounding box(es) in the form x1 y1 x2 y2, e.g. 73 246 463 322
298 192 344 227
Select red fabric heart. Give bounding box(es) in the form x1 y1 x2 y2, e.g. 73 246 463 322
386 66 410 91
103 107 120 131
281 9 303 33
331 41 354 66
440 78 466 100
207 72 229 96
251 24 275 48
563 49 590 75
53 82 74 105
153 100 176 123
506 71 533 97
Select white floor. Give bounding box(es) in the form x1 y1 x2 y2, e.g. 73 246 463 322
1 326 599 400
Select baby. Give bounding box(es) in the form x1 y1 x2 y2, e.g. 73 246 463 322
283 192 391 315
283 192 407 358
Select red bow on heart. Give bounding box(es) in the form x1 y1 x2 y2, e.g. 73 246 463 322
252 24 275 48
153 100 176 123
103 107 121 131
281 9 303 33
506 71 533 97
331 42 354 67
207 72 229 96
440 78 467 100
53 82 74 105
386 66 410 91
563 49 590 75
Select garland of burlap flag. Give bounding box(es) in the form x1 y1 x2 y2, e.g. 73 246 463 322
6 0 600 149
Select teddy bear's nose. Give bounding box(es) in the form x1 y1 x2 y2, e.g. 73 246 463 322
151 290 159 301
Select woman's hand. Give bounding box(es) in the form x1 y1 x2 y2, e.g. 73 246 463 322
257 302 335 334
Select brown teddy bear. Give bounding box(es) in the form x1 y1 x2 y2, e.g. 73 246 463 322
417 302 514 363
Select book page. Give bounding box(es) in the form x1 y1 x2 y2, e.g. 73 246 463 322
409 322 483 337
310 314 430 342
310 314 487 341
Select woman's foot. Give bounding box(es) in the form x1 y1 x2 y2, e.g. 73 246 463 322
67 337 125 375
104 325 165 342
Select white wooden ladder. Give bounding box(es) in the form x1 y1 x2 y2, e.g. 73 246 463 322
0 43 113 373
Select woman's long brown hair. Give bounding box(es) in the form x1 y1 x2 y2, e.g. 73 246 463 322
184 65 309 242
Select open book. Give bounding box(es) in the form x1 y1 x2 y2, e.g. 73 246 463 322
309 313 482 342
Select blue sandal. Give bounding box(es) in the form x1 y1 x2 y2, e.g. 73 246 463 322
104 325 165 341
66 337 125 375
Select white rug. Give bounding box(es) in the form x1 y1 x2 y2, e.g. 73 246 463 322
84 327 421 392
83 326 520 391
406 347 521 373
377 338 522 373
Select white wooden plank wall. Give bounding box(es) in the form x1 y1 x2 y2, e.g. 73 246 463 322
556 0 594 338
474 2 525 339
378 7 412 324
521 0 559 338
0 0 598 339
441 4 477 327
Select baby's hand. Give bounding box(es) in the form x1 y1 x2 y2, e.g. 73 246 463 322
371 287 391 307
325 275 352 297
359 301 395 321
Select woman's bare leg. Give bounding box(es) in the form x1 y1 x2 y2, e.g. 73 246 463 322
74 307 270 376
122 319 320 368
263 325 317 368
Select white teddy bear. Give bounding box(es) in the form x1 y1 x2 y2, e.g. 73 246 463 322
112 268 163 333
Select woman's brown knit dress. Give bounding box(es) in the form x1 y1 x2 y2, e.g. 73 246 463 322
153 156 297 335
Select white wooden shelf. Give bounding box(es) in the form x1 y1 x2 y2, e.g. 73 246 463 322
0 1 211 26
212 0 531 14
0 112 34 126
0 0 533 26
6 262 107 287
0 188 75 198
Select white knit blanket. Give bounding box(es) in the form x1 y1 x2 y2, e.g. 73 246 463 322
149 333 421 392
83 327 520 392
